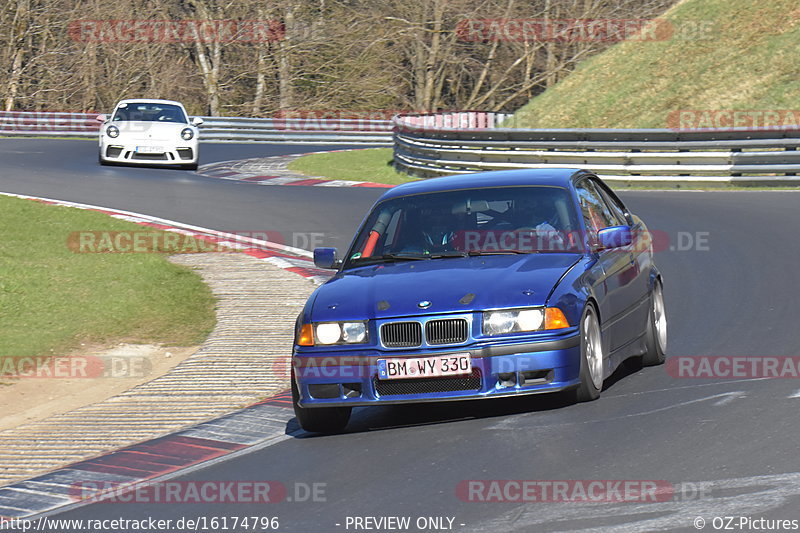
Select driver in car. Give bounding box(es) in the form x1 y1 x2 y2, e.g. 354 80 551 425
509 195 567 252
393 206 472 255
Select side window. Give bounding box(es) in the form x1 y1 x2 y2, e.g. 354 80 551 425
575 181 615 234
594 182 628 226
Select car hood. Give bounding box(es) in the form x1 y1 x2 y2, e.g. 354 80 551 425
113 121 190 141
310 253 581 321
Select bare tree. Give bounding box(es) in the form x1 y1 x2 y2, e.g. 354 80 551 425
3 0 33 110
0 0 679 115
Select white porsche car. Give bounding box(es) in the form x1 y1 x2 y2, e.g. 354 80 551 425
97 99 203 170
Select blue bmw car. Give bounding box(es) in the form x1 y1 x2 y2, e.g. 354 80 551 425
291 169 667 433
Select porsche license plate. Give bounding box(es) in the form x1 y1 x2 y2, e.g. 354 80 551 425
136 146 164 153
377 354 471 380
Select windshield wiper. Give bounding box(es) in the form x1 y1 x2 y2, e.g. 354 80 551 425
354 251 472 265
429 251 468 259
382 253 431 261
355 253 430 264
467 249 534 256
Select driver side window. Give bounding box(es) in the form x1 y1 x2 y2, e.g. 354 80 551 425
594 183 628 226
576 180 616 235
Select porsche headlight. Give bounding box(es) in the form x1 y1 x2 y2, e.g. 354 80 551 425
181 128 194 141
313 322 368 345
483 308 545 335
106 125 119 138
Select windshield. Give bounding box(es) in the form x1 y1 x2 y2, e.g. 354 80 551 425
112 103 188 123
344 186 583 268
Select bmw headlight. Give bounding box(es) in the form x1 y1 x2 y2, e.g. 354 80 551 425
313 322 368 345
181 128 194 141
483 308 545 335
106 125 119 138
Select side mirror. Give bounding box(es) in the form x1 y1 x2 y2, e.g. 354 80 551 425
96 114 107 123
191 117 204 127
313 247 340 269
597 225 632 250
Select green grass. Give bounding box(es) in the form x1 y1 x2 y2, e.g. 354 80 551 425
0 195 216 357
284 147 799 190
510 0 800 128
287 148 419 185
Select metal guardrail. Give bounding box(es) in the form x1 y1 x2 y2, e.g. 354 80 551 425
0 111 100 138
200 116 392 143
6 110 799 183
393 112 800 184
0 111 394 144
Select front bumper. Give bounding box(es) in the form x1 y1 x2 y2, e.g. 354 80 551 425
293 332 581 408
99 139 198 165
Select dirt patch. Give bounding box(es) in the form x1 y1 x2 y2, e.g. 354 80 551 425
0 343 197 432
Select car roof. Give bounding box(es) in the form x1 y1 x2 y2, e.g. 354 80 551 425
115 99 186 107
378 168 590 201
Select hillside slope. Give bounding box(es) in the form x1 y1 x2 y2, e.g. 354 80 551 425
511 0 800 128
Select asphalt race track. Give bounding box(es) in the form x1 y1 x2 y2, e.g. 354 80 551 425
3 139 800 532
0 139 380 250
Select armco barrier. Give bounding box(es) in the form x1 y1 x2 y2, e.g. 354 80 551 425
393 112 800 184
0 111 393 144
199 116 392 143
0 111 101 137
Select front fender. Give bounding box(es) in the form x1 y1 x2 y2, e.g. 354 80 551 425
545 256 598 328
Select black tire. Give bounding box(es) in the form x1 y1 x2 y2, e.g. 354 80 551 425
642 279 667 366
182 162 198 171
291 371 351 434
574 304 603 403
98 153 109 166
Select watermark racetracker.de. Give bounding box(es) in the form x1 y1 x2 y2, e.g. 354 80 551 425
667 356 800 379
667 109 800 132
0 355 151 379
272 109 403 131
68 19 285 43
70 480 283 504
67 230 326 253
0 110 100 132
456 480 709 503
455 18 715 42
